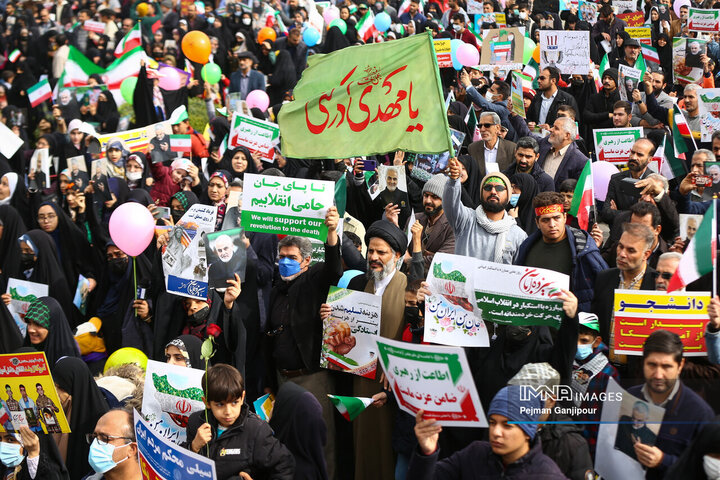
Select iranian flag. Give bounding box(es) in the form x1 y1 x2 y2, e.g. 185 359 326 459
568 161 593 230
669 106 697 154
8 49 20 63
170 135 192 152
152 19 162 34
356 10 377 42
27 79 52 107
599 53 609 77
667 202 716 292
328 394 373 421
659 134 686 180
642 44 660 65
115 23 142 58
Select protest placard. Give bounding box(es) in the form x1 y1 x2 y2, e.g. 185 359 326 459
540 30 590 75
241 173 334 241
466 0 482 14
679 213 704 241
578 0 599 24
674 37 705 85
141 360 206 444
619 64 643 102
6 278 48 336
0 121 24 159
134 410 217 480
433 39 452 68
612 0 634 13
475 12 507 27
593 127 643 163
376 337 487 427
29 147 50 189
474 260 569 328
97 120 173 158
73 274 91 315
424 253 490 347
229 112 280 162
162 204 217 299
205 228 246 288
595 378 664 480
0 352 70 434
689 7 720 32
510 72 526 117
479 27 524 71
613 290 710 356
624 27 652 45
320 286 382 378
616 11 645 26
699 88 720 112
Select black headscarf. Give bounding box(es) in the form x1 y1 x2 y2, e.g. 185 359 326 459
458 154 482 208
509 173 539 235
0 303 23 354
0 204 27 291
52 357 109 480
127 188 154 206
268 50 297 106
269 381 328 480
14 230 74 317
218 146 259 179
164 335 203 369
323 26 350 53
22 296 80 367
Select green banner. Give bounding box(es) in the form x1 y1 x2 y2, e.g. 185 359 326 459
278 32 452 159
475 291 564 328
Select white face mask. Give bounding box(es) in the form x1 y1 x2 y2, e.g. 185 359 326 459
126 171 142 182
452 24 462 32
485 90 495 102
519 11 527 19
705 455 720 480
242 17 251 25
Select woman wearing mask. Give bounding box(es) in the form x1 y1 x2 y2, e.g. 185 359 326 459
52 357 109 480
169 190 199 224
124 153 152 192
0 426 69 480
21 297 81 366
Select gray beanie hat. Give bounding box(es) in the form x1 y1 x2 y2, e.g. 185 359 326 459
422 174 448 198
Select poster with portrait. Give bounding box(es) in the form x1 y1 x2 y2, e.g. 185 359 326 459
619 64 643 102
90 159 112 201
204 228 247 289
595 378 664 480
539 30 590 74
0 352 70 434
685 38 707 68
162 204 217 300
73 274 91 316
29 148 50 189
66 155 89 190
679 213 705 241
578 0 599 24
96 120 173 157
377 164 408 194
221 190 243 231
479 27 524 71
141 360 206 444
674 37 705 85
5 278 48 337
320 286 382 378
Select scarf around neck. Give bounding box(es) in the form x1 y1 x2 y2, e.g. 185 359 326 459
475 206 516 263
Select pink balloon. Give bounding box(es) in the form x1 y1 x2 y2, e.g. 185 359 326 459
456 43 479 67
323 5 339 24
246 89 270 112
591 161 620 202
158 67 182 91
109 202 155 256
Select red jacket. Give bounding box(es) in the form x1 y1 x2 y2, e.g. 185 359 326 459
149 162 180 206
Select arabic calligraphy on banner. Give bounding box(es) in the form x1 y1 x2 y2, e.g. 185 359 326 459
134 410 217 480
228 112 280 162
320 286 382 378
613 289 711 356
474 260 569 328
688 8 720 33
241 173 334 241
593 127 643 164
376 337 487 427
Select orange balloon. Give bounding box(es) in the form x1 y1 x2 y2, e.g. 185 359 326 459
532 45 540 63
182 31 211 64
257 27 277 44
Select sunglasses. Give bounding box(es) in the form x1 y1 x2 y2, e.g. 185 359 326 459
537 75 547 80
652 271 673 280
478 123 496 129
483 184 506 192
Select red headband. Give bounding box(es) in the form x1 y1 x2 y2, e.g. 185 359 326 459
535 204 564 217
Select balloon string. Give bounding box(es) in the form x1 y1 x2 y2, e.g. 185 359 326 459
133 256 138 317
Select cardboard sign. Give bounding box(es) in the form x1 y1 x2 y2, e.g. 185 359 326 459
433 39 452 68
613 290 710 356
616 11 645 26
674 37 705 85
5 279 47 337
624 27 652 45
479 27 524 71
593 127 643 164
229 112 280 162
689 7 720 32
540 30 590 74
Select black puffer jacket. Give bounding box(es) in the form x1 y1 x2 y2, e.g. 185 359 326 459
538 411 593 480
185 404 295 480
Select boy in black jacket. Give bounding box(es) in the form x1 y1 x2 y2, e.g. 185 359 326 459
185 364 295 480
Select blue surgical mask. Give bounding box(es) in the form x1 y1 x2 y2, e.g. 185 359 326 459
88 439 130 474
509 193 520 207
278 257 302 278
575 343 593 361
0 442 24 468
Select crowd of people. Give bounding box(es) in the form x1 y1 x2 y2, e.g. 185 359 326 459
1 0 720 478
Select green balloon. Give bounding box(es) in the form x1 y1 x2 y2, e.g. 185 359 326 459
523 38 536 64
201 62 222 84
120 76 137 105
329 18 347 35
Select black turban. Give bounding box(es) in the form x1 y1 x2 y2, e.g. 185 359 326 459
365 220 407 254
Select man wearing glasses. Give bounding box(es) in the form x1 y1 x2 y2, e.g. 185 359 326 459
444 161 526 263
86 409 141 479
468 111 517 174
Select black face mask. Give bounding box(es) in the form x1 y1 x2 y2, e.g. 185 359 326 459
505 325 531 345
171 209 185 224
20 253 35 270
109 256 128 275
190 306 210 324
404 305 422 328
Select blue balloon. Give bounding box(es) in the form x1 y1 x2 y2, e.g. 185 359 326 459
450 38 463 70
374 12 392 32
303 27 321 47
337 270 364 289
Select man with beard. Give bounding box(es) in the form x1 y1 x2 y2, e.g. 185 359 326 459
537 117 589 191
602 138 656 225
373 167 412 228
444 160 526 263
208 234 246 290
585 68 621 132
412 174 455 276
643 83 702 154
502 136 555 192
626 331 714 478
149 124 173 164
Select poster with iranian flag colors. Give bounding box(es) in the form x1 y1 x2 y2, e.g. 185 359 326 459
376 337 487 427
321 286 381 378
474 260 569 328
